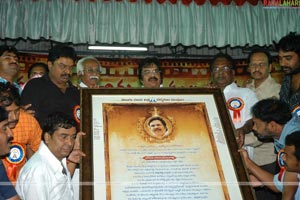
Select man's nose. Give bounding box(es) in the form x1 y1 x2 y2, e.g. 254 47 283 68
280 59 288 67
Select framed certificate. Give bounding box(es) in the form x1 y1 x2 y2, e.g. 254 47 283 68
80 88 255 200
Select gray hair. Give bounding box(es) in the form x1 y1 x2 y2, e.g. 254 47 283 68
76 56 102 74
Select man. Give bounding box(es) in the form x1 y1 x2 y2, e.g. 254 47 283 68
21 44 80 126
148 117 168 139
0 45 22 94
0 106 19 200
16 112 83 200
245 49 282 200
282 131 300 173
21 62 49 89
75 56 102 200
27 62 48 80
239 99 300 200
138 57 163 88
274 131 300 200
209 53 258 148
76 56 102 88
0 82 42 184
246 48 281 100
277 33 300 116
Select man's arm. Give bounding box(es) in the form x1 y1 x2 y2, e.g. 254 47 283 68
239 148 280 192
282 171 299 200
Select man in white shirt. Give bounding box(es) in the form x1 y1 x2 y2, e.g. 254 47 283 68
16 112 85 200
209 53 258 149
76 56 102 88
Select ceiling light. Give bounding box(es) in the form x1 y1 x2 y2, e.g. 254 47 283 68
88 46 148 51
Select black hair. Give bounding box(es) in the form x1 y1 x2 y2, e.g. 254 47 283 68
0 106 8 122
42 112 78 141
209 53 236 72
0 82 20 107
251 98 292 125
138 57 163 84
0 45 19 57
48 44 77 63
28 62 49 79
247 48 272 65
276 33 300 53
285 131 300 161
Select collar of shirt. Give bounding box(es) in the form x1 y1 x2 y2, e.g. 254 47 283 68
0 77 22 94
38 141 68 175
79 82 88 88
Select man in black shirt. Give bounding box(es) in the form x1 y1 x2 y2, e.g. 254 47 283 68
277 33 300 116
21 45 79 126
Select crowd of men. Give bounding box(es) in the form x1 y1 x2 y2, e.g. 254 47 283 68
0 32 299 200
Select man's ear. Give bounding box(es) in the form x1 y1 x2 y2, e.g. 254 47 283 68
268 64 272 73
47 61 53 71
44 132 51 144
268 121 278 132
232 69 236 76
77 71 84 77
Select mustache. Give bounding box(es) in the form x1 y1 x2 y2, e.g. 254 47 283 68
9 62 18 66
61 74 71 78
7 136 13 143
253 71 262 74
89 76 99 80
8 119 18 125
148 77 158 81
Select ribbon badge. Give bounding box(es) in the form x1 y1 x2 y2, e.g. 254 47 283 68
73 105 80 125
5 143 26 180
277 149 286 181
227 97 244 123
292 105 300 117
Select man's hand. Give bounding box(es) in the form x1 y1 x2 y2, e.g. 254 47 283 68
68 131 86 164
67 132 86 176
236 128 245 148
21 104 35 115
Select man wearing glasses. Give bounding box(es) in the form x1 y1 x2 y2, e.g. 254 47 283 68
138 57 163 88
76 56 102 88
245 49 281 100
209 53 258 149
244 49 282 200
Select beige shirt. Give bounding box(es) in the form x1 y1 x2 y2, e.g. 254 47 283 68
246 75 281 100
246 75 281 165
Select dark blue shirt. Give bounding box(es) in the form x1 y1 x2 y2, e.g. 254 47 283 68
0 161 17 199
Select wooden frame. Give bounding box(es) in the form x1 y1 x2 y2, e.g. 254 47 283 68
80 88 255 200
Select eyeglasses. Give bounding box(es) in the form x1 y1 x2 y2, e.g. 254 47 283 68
55 63 74 72
249 63 268 68
83 69 101 74
142 69 161 75
212 66 232 73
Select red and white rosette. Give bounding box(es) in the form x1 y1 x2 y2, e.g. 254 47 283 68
226 97 244 123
